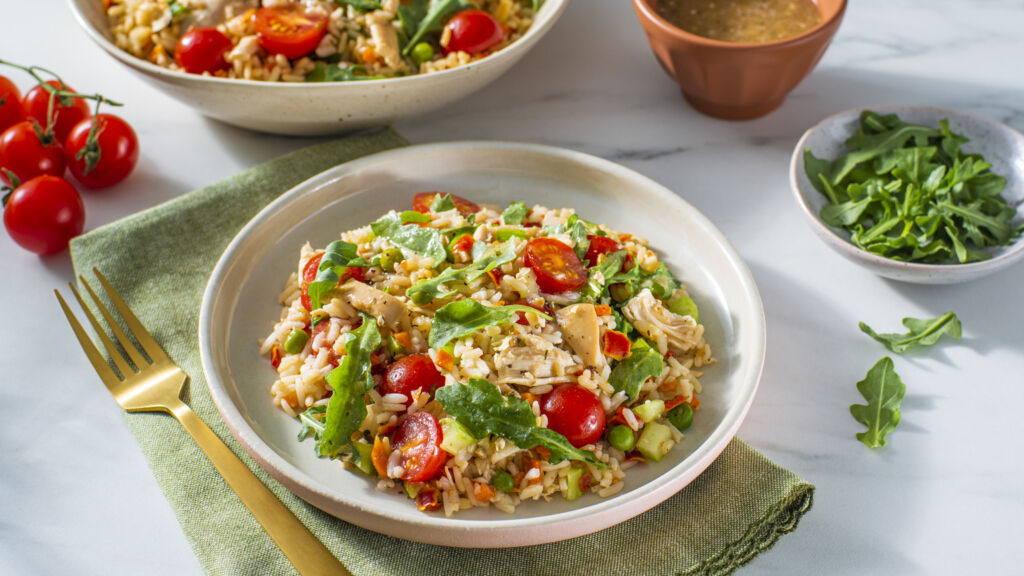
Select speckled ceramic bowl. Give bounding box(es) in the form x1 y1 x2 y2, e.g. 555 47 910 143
68 0 567 135
791 106 1024 284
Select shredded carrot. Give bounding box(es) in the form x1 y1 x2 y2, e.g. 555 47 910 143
527 459 544 485
658 379 677 392
687 395 701 411
436 349 455 372
594 304 612 316
486 269 504 286
619 233 633 241
270 344 282 369
360 46 378 64
664 395 687 411
393 331 412 349
521 392 539 405
371 435 390 478
534 446 551 461
624 453 648 464
472 481 496 503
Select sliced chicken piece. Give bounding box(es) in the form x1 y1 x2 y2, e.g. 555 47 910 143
366 10 402 68
555 303 603 368
622 288 704 355
493 334 575 387
333 280 411 333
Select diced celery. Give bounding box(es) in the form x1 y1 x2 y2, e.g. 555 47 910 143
440 417 476 455
636 422 675 462
352 440 375 476
633 399 665 423
667 293 699 322
566 467 584 501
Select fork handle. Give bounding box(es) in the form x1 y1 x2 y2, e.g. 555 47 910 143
168 400 350 576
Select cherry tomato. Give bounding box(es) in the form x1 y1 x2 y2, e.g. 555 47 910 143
0 121 66 184
300 253 365 311
22 81 91 143
443 9 505 55
175 28 234 74
390 411 447 482
540 385 606 448
381 353 445 402
0 76 24 134
3 175 84 255
254 5 328 59
64 114 139 189
584 235 622 264
524 237 587 293
412 191 480 216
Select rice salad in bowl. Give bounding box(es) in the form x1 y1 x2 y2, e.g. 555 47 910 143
259 192 714 517
105 0 540 82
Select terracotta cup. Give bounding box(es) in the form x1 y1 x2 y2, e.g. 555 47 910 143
633 0 847 120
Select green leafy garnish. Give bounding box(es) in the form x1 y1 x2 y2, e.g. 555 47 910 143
859 312 962 354
318 314 382 457
429 299 551 350
608 339 664 400
371 212 446 266
297 405 327 442
334 0 382 11
306 63 387 82
435 378 606 467
580 250 627 302
401 0 477 56
805 111 1021 264
406 240 517 304
566 214 591 260
400 210 432 224
850 357 906 448
397 0 429 50
307 241 370 311
501 201 528 225
430 193 456 212
167 0 190 18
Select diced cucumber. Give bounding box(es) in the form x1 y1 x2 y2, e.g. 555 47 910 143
440 417 476 455
667 292 699 322
636 422 675 462
403 481 422 498
352 440 375 476
566 467 584 501
633 399 665 423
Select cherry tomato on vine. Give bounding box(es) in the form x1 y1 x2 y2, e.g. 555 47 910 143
380 354 445 402
22 80 91 143
524 237 587 293
0 76 24 134
64 114 139 189
540 385 606 448
411 191 480 216
390 411 447 482
254 5 328 59
175 28 234 74
3 175 84 255
0 121 66 184
443 10 505 55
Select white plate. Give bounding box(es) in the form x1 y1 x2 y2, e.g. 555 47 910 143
199 142 766 547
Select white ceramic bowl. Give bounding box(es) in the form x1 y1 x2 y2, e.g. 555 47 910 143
790 106 1024 284
68 0 567 135
199 142 766 547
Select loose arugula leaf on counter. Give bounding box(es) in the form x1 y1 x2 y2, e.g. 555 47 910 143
502 201 528 225
429 299 551 349
850 357 906 448
435 378 606 467
608 339 664 400
306 63 388 82
859 312 962 354
318 314 381 457
402 0 477 56
371 212 446 265
406 240 517 304
308 240 370 311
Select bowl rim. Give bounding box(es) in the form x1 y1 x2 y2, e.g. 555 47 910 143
789 105 1024 275
198 141 767 546
67 0 568 88
633 0 847 50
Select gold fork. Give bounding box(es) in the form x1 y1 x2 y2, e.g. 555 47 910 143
56 269 350 576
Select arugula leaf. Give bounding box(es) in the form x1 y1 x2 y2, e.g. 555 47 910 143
318 314 382 457
307 241 370 311
401 210 432 224
406 240 517 304
608 339 664 400
435 378 606 467
397 0 429 49
580 250 627 302
858 312 962 353
429 299 551 350
334 0 382 11
306 63 387 82
401 0 477 56
167 0 189 17
371 212 446 266
566 214 591 260
502 201 528 225
430 193 456 212
297 405 327 442
849 357 906 448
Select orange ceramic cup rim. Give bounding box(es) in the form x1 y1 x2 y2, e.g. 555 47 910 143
634 0 848 50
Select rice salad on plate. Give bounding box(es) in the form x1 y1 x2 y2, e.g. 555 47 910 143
106 0 540 82
260 192 714 516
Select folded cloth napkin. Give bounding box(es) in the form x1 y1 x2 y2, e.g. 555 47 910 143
69 128 813 576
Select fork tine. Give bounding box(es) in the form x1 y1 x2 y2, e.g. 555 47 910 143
55 290 123 387
92 268 169 363
80 275 151 369
68 283 136 378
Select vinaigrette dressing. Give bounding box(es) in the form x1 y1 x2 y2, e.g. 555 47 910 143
656 0 822 44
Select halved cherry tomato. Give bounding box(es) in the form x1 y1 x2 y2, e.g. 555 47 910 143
584 235 622 265
524 237 587 293
450 233 475 254
602 330 631 360
539 384 606 448
22 81 91 143
64 114 139 189
300 253 365 311
381 353 445 402
174 28 233 74
391 411 447 482
412 191 480 216
0 76 24 134
0 121 66 184
443 9 505 55
254 5 328 59
2 175 84 255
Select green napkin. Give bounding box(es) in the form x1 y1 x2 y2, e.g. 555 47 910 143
69 128 813 576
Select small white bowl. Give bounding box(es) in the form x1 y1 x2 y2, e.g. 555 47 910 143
68 0 567 135
790 106 1024 284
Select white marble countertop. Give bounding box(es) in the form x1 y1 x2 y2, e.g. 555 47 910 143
2 0 1023 574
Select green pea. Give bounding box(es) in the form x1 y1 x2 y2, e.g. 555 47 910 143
607 424 635 452
609 282 633 303
492 470 514 493
380 248 403 272
283 329 309 354
667 403 694 431
411 42 435 64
